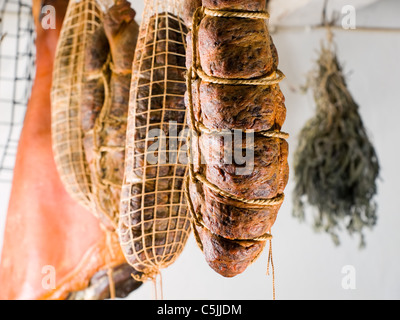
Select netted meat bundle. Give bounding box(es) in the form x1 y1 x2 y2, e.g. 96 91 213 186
51 0 103 209
118 1 191 280
81 1 139 231
185 0 289 278
50 0 142 299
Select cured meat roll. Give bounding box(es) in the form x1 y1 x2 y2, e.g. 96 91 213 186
185 0 289 277
51 0 104 210
81 0 139 231
118 1 191 281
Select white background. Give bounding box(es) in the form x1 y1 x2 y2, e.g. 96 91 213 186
1 0 399 300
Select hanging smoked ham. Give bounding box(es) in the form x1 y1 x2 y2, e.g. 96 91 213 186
0 0 140 300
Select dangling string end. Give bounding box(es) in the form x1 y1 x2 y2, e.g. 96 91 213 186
151 270 164 300
266 237 276 300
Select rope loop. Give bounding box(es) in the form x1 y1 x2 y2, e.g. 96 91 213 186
204 8 270 20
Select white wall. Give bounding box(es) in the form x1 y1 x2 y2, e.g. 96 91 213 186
1 0 399 300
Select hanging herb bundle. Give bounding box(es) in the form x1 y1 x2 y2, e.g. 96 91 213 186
293 35 380 248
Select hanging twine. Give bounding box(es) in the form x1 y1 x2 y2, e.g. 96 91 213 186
195 173 285 207
196 121 289 140
196 68 285 86
203 7 270 19
266 238 275 300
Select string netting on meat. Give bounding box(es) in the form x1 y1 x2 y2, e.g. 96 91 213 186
50 0 104 210
119 0 191 282
0 0 35 184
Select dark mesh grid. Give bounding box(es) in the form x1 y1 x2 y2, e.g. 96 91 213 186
0 0 36 183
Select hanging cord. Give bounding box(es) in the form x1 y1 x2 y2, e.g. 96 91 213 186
266 238 275 300
130 268 164 300
105 230 117 300
151 271 164 300
107 268 116 300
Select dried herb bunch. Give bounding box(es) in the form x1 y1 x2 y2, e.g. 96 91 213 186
293 39 380 248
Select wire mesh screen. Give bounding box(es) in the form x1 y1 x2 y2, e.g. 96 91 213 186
0 0 36 183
